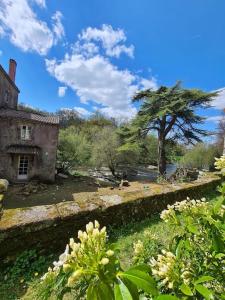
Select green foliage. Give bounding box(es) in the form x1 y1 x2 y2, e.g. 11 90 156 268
128 82 217 174
24 182 225 299
180 143 221 170
57 126 91 172
0 249 55 300
25 155 225 300
91 127 121 175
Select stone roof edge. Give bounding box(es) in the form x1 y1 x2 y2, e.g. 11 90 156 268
0 64 20 93
0 109 60 125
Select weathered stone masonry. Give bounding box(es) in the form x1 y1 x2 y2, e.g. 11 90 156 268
0 59 59 182
0 175 221 258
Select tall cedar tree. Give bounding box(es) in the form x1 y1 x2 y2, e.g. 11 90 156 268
128 82 217 175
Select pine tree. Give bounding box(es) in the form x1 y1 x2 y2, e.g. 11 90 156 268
129 82 217 175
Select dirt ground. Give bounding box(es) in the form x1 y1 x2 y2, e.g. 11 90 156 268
3 175 168 209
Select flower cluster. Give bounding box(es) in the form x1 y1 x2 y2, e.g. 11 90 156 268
41 220 115 287
214 155 225 173
133 240 144 256
160 197 208 222
180 264 192 285
150 250 177 289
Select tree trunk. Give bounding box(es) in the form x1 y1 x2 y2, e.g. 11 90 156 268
158 135 166 176
109 164 116 177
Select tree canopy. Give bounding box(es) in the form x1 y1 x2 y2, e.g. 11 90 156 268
124 82 217 174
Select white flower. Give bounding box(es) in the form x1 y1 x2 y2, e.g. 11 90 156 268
69 238 75 248
101 258 109 265
86 222 94 233
94 220 100 228
106 250 114 257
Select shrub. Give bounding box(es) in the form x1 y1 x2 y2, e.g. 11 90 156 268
24 157 225 299
25 196 224 299
57 127 91 173
180 143 221 170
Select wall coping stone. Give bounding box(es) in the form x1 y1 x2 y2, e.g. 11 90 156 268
0 174 221 258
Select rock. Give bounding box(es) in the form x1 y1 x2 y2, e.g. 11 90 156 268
23 192 30 196
0 179 9 193
147 165 157 170
119 179 130 187
58 173 68 179
100 194 122 206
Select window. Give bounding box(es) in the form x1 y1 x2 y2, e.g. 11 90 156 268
4 90 9 102
20 125 32 140
18 155 29 179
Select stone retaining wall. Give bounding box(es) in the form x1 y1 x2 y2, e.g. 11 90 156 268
0 176 221 259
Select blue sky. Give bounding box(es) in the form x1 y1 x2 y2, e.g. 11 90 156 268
0 0 224 131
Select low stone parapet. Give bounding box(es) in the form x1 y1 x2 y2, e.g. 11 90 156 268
0 179 9 217
0 175 221 258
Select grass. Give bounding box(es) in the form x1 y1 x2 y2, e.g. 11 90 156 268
109 215 176 269
108 188 219 268
0 189 220 299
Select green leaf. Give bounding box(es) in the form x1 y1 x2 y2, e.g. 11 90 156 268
187 224 198 234
155 295 179 300
184 239 192 250
87 282 114 300
175 239 184 259
212 231 224 252
213 196 224 214
180 283 193 296
87 284 98 300
194 276 214 284
126 264 151 273
195 284 213 300
121 269 158 296
98 282 114 300
121 278 139 300
215 253 225 259
114 279 133 300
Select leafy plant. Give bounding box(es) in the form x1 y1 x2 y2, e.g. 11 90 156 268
24 157 225 299
27 221 158 300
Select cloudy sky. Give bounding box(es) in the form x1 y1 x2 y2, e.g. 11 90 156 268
0 0 224 128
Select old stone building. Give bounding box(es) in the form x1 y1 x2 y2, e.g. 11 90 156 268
0 59 59 182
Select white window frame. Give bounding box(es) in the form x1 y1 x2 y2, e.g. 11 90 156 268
20 125 32 141
18 155 29 180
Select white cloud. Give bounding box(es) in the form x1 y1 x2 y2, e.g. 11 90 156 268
0 0 64 55
77 24 134 58
32 0 46 8
212 88 225 110
0 26 4 37
46 25 157 120
46 54 140 120
0 50 2 56
73 41 99 58
207 115 224 123
74 106 91 116
140 77 158 90
52 11 64 43
58 86 67 97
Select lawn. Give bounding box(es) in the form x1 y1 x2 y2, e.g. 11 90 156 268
0 190 219 299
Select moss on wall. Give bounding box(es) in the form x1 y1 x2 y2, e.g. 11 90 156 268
0 176 221 259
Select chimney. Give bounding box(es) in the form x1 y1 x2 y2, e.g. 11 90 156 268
8 59 17 82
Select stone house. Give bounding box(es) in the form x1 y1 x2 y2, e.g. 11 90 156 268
0 59 59 182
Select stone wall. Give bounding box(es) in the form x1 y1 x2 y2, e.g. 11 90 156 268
0 176 221 259
0 65 19 110
0 118 58 182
